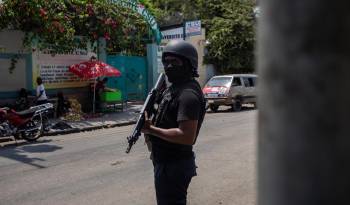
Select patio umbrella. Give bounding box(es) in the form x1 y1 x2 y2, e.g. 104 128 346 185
69 59 121 113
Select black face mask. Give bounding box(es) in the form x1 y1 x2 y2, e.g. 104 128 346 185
165 65 192 84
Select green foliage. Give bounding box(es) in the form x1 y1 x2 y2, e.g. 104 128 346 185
150 0 200 25
0 0 152 56
150 0 256 74
203 0 256 74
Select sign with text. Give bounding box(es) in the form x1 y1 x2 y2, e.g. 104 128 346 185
33 51 95 89
185 20 202 37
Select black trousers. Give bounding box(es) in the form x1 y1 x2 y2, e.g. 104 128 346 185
153 157 197 205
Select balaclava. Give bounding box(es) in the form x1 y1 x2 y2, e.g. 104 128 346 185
163 55 193 85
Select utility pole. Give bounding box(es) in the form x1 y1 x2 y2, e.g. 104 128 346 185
258 1 350 205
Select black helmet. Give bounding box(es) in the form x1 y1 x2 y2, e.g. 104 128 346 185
162 40 199 77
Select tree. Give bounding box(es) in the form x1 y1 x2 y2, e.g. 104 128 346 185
150 0 200 26
151 0 256 74
0 0 154 56
202 0 256 73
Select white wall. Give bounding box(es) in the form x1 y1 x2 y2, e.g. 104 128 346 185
0 30 28 93
0 58 26 92
0 30 27 53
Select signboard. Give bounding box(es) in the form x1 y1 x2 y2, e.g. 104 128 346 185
161 27 184 40
185 20 202 37
33 50 95 89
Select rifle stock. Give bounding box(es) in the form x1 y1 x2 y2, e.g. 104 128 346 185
126 73 166 153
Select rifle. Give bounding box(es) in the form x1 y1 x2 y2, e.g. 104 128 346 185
126 73 166 153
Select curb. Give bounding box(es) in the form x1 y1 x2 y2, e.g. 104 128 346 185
0 120 137 144
45 120 137 136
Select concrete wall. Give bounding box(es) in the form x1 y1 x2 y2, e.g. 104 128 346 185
0 30 93 110
0 30 32 106
0 57 27 92
0 30 30 94
0 30 27 53
160 28 213 87
187 29 210 87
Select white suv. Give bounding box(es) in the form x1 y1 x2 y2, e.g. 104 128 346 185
202 74 258 112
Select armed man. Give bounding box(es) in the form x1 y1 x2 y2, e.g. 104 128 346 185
141 40 206 205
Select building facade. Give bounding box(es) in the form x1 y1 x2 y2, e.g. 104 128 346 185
160 23 216 87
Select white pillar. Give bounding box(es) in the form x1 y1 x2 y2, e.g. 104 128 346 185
147 43 158 91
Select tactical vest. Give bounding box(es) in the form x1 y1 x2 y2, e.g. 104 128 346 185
150 80 205 162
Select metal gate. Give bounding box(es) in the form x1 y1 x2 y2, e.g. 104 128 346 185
107 55 148 101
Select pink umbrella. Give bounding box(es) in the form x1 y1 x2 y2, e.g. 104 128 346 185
69 59 121 113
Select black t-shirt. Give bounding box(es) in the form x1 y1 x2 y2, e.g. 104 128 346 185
150 79 206 163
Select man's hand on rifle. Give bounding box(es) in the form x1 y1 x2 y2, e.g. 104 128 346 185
141 111 153 135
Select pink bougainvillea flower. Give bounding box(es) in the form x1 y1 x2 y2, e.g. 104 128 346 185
92 32 98 39
111 20 119 29
87 4 94 16
58 25 65 33
104 32 111 40
52 20 60 27
105 18 115 26
39 8 47 17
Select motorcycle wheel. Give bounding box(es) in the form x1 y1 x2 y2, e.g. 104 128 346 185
21 115 43 142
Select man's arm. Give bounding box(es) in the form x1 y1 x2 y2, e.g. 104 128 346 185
141 112 198 145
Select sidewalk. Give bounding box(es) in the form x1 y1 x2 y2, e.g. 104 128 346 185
46 103 143 136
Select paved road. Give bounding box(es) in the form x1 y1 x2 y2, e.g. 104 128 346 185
0 108 257 205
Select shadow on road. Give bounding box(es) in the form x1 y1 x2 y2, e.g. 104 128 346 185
0 140 62 168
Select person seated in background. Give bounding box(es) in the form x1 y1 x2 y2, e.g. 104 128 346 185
95 77 116 94
36 77 49 105
94 77 116 111
56 91 71 118
15 88 29 111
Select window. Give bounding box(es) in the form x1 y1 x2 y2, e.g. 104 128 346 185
252 77 257 86
207 77 233 87
242 77 255 87
243 77 251 87
232 77 242 86
248 78 254 86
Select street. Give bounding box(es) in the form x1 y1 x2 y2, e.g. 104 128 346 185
0 108 257 205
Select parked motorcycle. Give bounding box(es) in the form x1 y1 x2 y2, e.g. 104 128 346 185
0 103 53 142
